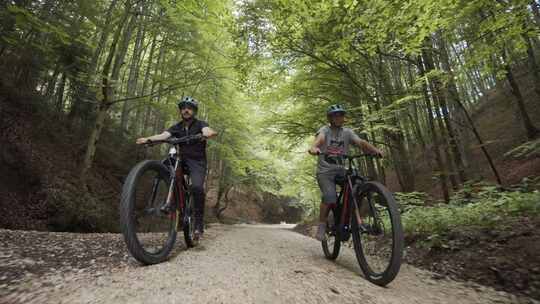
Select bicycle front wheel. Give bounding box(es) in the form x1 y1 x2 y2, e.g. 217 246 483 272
351 181 403 286
322 208 340 260
183 192 197 248
120 160 177 265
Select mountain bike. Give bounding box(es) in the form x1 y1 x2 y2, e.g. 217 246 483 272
120 134 203 265
320 154 404 286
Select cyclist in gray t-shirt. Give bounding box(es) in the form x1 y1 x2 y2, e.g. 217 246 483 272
308 104 383 241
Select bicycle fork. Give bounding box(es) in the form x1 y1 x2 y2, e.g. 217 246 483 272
164 160 186 230
349 181 370 234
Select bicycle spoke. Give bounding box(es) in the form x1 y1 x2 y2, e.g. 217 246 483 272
133 170 175 254
353 189 395 277
322 208 340 260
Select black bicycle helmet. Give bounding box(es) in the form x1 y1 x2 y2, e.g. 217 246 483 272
177 96 199 112
327 104 346 115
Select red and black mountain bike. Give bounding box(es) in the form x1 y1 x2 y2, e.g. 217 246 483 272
120 134 202 265
320 154 404 286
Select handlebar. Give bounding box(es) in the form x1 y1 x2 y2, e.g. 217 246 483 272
143 134 204 146
314 152 382 160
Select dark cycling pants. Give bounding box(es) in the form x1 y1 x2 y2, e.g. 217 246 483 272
184 158 207 231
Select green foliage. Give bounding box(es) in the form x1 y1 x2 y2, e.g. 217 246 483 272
3 0 540 228
236 0 540 208
505 139 540 159
449 181 503 206
401 186 540 237
394 191 428 212
505 176 540 194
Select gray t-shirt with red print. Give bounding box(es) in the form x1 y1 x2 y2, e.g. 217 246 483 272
316 125 360 174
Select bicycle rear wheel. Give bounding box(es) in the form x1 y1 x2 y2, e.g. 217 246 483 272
120 160 177 265
322 208 340 260
351 181 403 286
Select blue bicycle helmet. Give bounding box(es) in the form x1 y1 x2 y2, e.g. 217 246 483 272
327 104 346 115
178 96 199 112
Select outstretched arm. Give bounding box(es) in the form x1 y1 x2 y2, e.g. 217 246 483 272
308 132 325 155
136 131 172 144
351 136 384 157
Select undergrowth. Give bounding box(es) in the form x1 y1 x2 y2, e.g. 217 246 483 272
505 139 540 159
397 178 540 239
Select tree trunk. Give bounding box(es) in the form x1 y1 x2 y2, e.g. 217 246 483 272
55 73 67 112
418 55 450 202
120 7 146 134
144 37 166 135
375 56 415 192
502 51 539 140
110 13 137 101
214 159 233 221
152 36 168 135
422 43 460 190
524 33 540 102
531 1 540 27
44 65 61 100
80 4 130 181
454 94 503 185
405 64 428 153
437 34 468 183
216 186 233 221
69 0 119 124
80 104 109 181
134 35 157 135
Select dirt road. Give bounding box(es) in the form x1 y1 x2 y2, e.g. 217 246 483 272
1 224 537 304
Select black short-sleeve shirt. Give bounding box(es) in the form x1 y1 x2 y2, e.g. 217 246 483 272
166 119 209 161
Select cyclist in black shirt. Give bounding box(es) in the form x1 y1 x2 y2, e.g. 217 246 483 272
136 96 217 240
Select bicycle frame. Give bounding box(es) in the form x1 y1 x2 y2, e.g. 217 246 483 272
333 156 368 241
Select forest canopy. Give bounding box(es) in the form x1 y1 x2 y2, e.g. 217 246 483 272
1 0 539 216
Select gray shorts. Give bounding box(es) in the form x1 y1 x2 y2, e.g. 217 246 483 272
316 169 346 204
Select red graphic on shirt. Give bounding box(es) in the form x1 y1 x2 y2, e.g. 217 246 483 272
327 139 345 156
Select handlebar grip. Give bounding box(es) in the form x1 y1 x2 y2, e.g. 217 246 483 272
142 139 159 146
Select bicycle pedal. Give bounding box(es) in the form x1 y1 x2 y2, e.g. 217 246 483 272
193 230 202 243
159 202 173 214
360 224 382 235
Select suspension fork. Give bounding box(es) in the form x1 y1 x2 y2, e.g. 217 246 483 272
147 177 160 209
166 161 178 207
354 185 383 234
165 158 186 219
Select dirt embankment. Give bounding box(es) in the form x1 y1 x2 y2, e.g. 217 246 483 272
385 67 540 196
0 89 135 232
